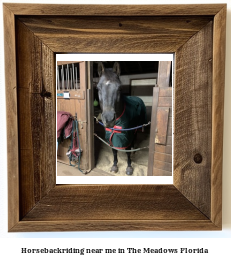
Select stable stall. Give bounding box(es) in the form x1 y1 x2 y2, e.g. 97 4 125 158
56 61 172 176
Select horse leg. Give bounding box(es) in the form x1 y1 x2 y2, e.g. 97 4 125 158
126 150 133 175
110 148 118 173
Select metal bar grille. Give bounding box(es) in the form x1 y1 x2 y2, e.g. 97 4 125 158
57 63 80 90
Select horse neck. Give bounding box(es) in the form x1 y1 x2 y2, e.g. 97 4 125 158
115 97 124 120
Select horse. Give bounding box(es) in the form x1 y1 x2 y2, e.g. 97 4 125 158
97 62 147 175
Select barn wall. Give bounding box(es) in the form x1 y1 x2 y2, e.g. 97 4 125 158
153 88 172 176
57 61 89 171
153 62 172 176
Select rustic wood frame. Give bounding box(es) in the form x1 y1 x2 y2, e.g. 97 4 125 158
4 4 226 231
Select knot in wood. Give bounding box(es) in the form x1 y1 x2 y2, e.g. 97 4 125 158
194 153 203 164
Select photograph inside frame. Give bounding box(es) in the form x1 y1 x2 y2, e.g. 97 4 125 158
56 54 173 184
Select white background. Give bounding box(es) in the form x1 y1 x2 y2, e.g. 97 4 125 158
0 0 231 260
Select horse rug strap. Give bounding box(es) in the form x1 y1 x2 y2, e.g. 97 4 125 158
105 96 147 149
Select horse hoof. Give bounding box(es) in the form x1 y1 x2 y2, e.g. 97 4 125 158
126 166 133 175
110 165 118 173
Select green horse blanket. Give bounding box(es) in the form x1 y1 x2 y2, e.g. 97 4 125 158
105 96 146 149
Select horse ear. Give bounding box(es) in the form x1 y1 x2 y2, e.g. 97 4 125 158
113 62 121 76
98 62 105 77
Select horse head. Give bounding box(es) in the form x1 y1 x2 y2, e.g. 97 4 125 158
97 62 122 128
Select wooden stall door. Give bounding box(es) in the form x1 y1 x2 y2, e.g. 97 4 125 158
148 61 172 176
57 61 89 171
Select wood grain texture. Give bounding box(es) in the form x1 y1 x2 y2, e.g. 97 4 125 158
155 145 172 155
4 3 226 231
211 5 226 228
157 61 172 87
21 185 206 221
4 3 225 16
155 108 169 145
18 16 213 53
12 185 219 231
4 5 19 231
152 62 173 176
147 87 159 176
11 220 219 232
174 22 213 219
153 168 172 177
154 152 172 163
16 19 56 218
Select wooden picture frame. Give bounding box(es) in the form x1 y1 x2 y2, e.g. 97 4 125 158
4 3 226 231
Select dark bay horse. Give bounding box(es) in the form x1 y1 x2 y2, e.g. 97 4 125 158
97 62 146 175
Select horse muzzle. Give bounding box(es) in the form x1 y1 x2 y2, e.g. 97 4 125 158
101 111 116 127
